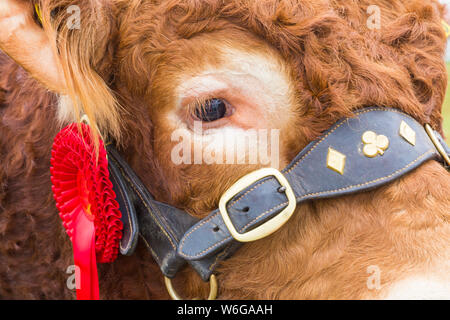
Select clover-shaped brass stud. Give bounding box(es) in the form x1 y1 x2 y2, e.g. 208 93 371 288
362 131 389 158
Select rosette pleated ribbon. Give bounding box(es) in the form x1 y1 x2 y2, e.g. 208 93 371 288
50 124 123 300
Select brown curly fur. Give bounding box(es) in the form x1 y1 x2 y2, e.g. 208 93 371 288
0 0 449 299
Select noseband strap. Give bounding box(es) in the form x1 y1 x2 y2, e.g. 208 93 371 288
108 107 450 282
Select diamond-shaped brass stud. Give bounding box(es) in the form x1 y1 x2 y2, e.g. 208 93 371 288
327 148 346 175
399 121 416 146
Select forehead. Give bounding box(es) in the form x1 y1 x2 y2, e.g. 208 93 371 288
114 0 312 83
116 7 293 94
145 28 294 103
115 0 316 50
154 28 286 76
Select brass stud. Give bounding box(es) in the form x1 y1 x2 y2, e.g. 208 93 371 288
327 148 346 175
399 121 416 146
362 131 389 158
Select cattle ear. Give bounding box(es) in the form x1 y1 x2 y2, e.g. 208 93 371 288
1 0 122 143
43 0 122 143
0 0 66 93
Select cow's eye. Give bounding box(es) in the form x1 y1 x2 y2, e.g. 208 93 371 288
194 99 228 122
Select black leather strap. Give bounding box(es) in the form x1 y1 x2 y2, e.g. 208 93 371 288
108 146 194 278
108 146 235 280
107 107 450 282
108 157 139 256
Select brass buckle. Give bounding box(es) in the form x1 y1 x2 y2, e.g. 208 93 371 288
219 168 296 243
425 124 450 166
164 275 218 300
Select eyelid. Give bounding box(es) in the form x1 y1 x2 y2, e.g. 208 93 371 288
185 96 211 115
185 95 226 114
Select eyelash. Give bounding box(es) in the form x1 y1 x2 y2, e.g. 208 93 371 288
186 97 234 122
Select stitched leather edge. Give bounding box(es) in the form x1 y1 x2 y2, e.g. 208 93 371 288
109 169 133 252
109 156 178 251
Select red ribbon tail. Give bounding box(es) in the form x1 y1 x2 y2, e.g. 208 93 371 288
72 208 100 300
90 234 100 299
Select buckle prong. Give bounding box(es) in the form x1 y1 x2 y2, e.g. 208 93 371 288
219 168 296 243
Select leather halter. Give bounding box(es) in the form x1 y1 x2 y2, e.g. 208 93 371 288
107 107 450 288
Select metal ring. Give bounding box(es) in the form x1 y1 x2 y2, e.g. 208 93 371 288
34 4 44 25
79 114 107 152
164 275 218 300
80 114 91 125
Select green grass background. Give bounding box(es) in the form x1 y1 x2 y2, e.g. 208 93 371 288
443 62 450 137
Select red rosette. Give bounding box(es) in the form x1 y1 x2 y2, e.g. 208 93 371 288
50 123 123 300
